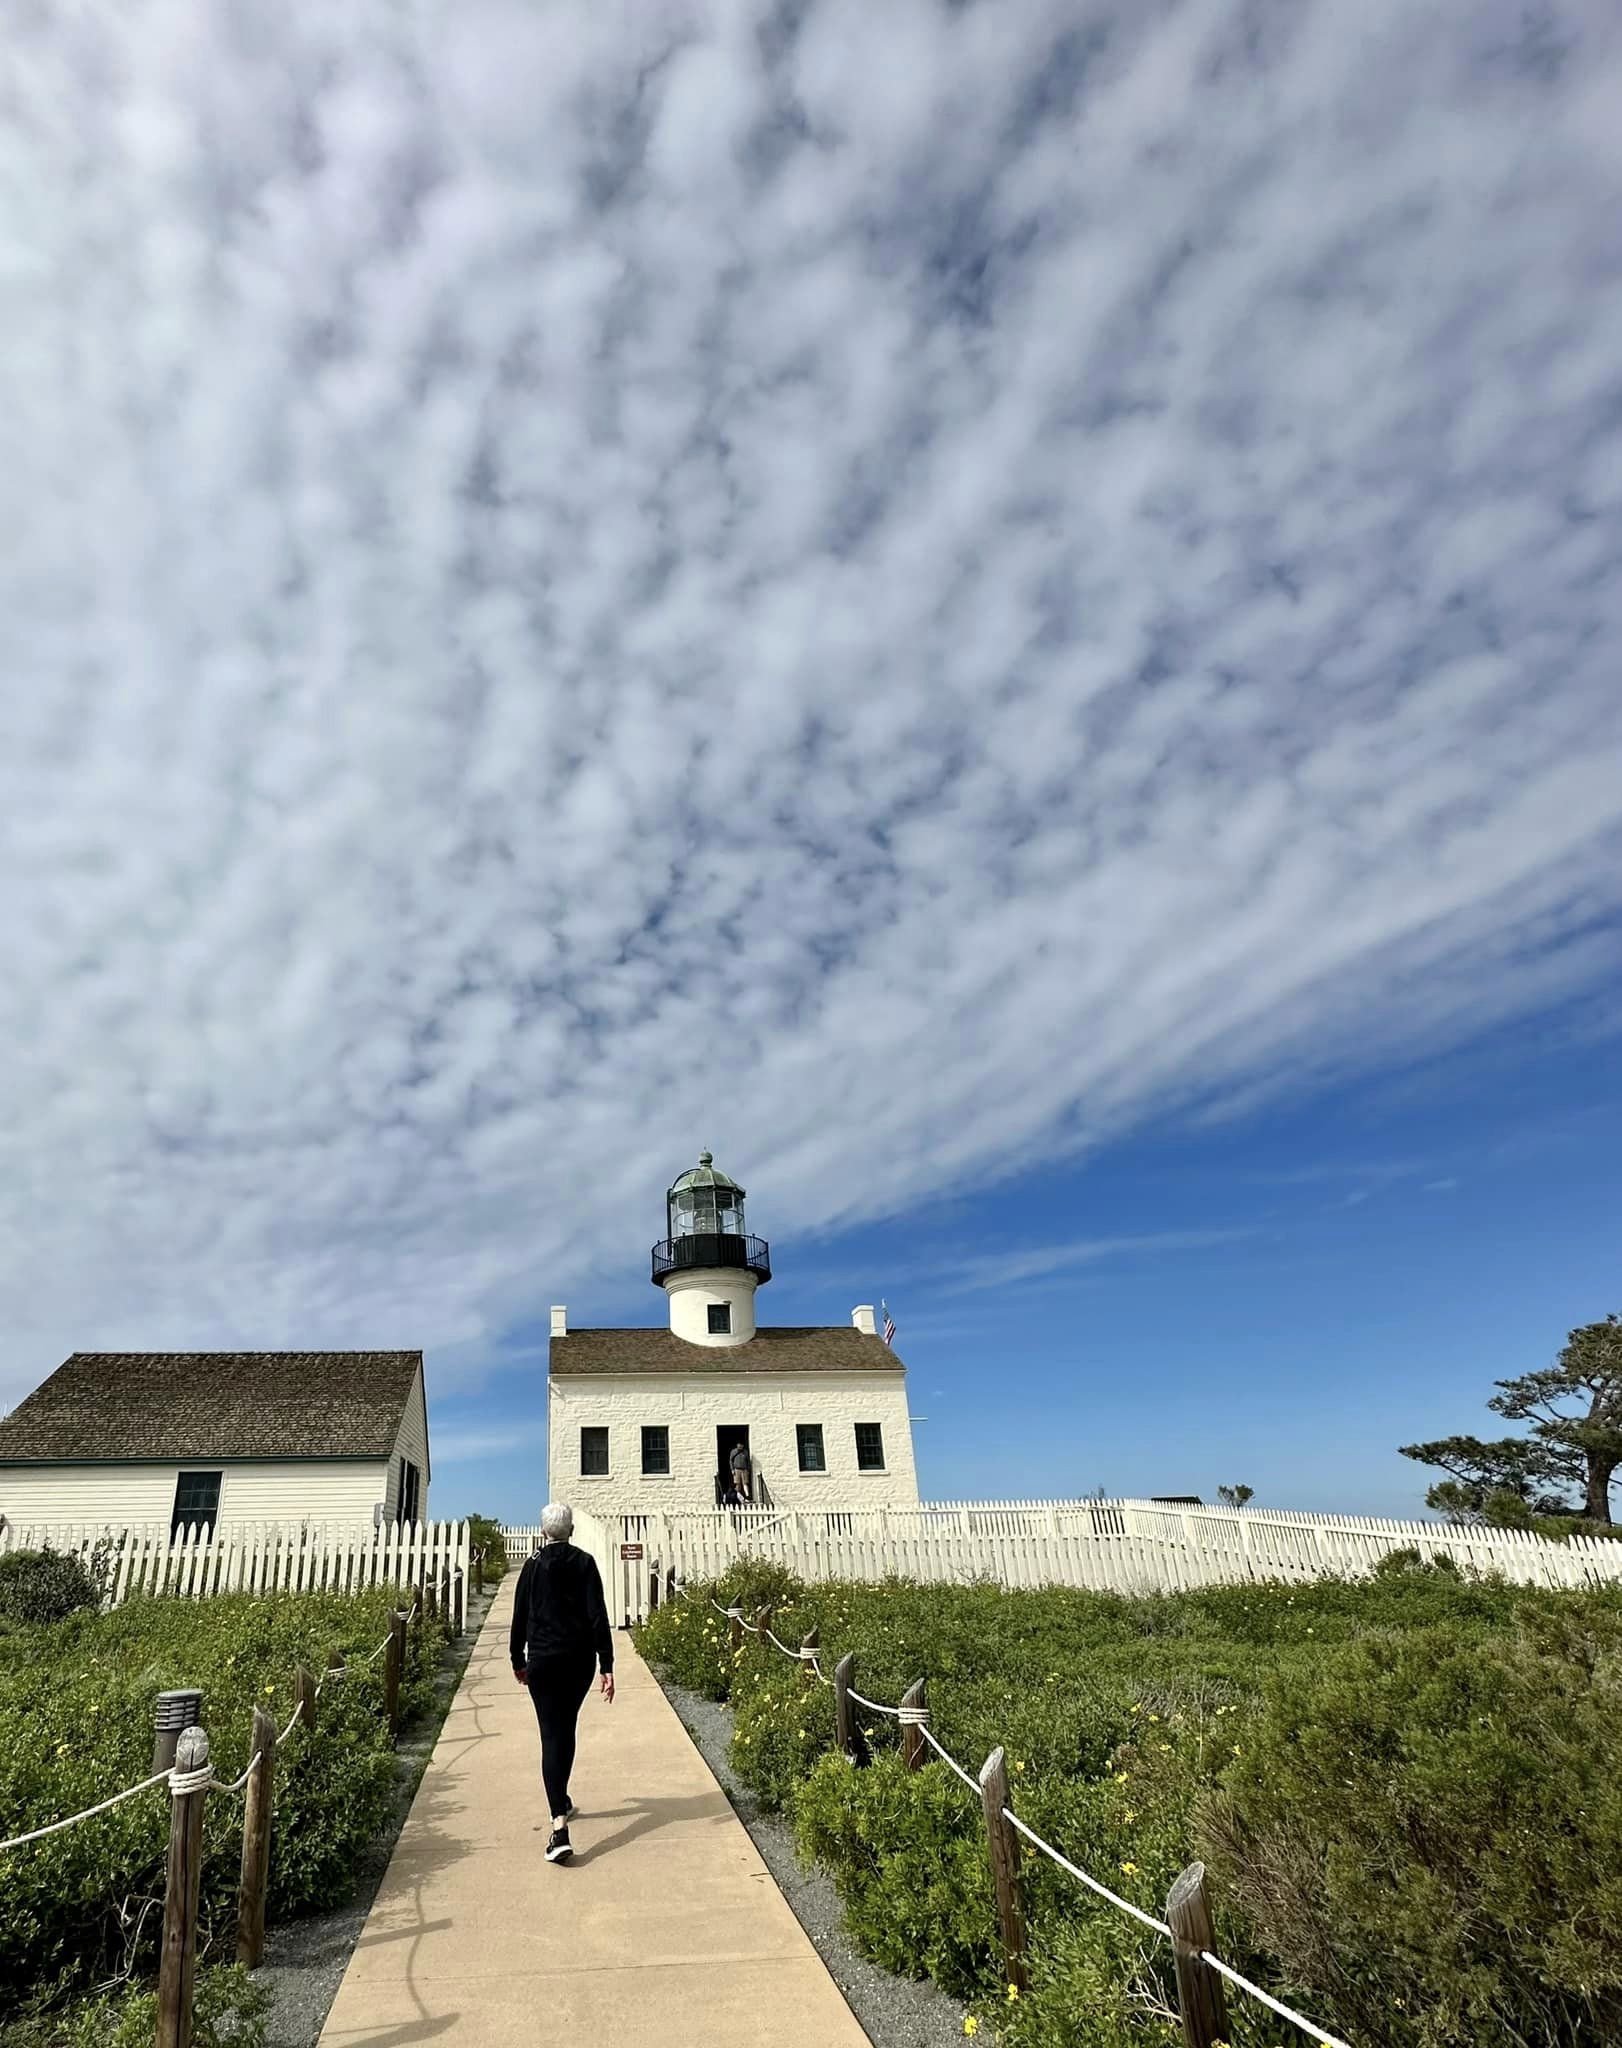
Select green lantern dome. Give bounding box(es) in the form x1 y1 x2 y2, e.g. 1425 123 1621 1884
652 1151 772 1288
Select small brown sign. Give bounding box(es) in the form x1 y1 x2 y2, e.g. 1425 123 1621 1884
620 1543 644 1561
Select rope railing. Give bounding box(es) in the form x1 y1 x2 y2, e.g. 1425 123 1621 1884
667 1568 1354 2048
0 1767 172 1853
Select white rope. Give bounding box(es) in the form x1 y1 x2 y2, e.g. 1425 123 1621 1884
898 1703 929 1727
168 1763 213 1798
276 1701 306 1745
1002 1809 1173 1939
765 1628 802 1658
1200 1951 1353 2048
847 1687 903 1718
0 1769 170 1853
209 1752 261 1796
918 1725 981 1795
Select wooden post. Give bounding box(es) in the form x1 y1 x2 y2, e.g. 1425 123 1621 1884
235 1706 277 1968
800 1626 819 1689
833 1653 870 1767
442 1562 454 1630
326 1647 345 1690
665 1565 677 1606
292 1664 317 1734
900 1679 927 1771
755 1604 773 1650
452 1567 464 1635
1166 1863 1228 2048
156 1724 209 2048
425 1572 439 1625
728 1606 743 1653
383 1617 403 1738
649 1563 660 1613
473 1547 484 1597
978 1747 1028 1995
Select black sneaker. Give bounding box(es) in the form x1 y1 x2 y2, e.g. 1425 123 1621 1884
545 1826 573 1865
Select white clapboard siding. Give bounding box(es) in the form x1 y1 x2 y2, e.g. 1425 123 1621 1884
0 1518 471 1625
512 1498 1622 1624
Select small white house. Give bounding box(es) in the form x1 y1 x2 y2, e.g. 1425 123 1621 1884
547 1153 920 1517
0 1350 431 1535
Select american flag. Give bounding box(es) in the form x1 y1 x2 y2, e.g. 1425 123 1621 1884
881 1300 896 1346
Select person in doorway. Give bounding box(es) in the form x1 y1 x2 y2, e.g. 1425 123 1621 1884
510 1503 615 1864
729 1439 752 1503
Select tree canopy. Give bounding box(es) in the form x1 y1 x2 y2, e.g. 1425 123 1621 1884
1402 1314 1622 1529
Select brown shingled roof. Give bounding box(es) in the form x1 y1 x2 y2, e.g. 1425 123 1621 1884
0 1352 424 1465
549 1327 904 1376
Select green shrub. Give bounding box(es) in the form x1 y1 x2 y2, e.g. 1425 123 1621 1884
1202 1604 1622 2047
467 1515 508 1586
638 1567 1622 2047
0 1547 106 1629
0 1588 447 2004
1 1964 269 2048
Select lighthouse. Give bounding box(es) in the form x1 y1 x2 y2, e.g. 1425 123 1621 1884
546 1152 921 1517
651 1151 772 1345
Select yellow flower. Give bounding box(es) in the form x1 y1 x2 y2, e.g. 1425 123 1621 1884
1123 1809 1137 1823
963 2019 979 2037
1013 1759 1025 1774
1148 1713 1159 1724
1231 1744 1243 1758
1005 1984 1019 2002
1119 1860 1139 1877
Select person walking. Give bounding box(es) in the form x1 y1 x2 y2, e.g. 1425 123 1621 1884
510 1502 615 1864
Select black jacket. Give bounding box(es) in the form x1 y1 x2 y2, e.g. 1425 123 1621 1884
509 1542 614 1676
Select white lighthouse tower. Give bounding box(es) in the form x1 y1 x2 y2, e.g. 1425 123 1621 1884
651 1151 772 1346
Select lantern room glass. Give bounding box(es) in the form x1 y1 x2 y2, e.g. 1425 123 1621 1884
667 1179 747 1240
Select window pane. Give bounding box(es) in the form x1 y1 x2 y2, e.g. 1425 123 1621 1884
854 1423 885 1471
642 1426 670 1475
707 1302 732 1334
581 1426 609 1476
796 1424 825 1473
172 1470 221 1536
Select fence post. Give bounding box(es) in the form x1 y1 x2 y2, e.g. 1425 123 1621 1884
383 1616 403 1738
833 1653 871 1767
1166 1863 1228 2048
156 1724 210 2048
425 1571 439 1625
900 1679 927 1771
293 1663 317 1734
326 1647 345 1691
800 1626 819 1689
728 1605 744 1654
756 1603 773 1650
235 1706 276 1968
978 1747 1028 1995
473 1546 484 1598
666 1565 678 1607
152 1689 203 1777
452 1567 464 1635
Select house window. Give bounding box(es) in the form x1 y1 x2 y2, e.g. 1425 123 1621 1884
854 1422 886 1472
171 1470 222 1538
642 1425 670 1475
707 1302 732 1335
397 1459 422 1527
581 1426 609 1476
796 1424 826 1473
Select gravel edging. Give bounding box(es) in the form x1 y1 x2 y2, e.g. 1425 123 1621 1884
655 1670 969 2048
257 1586 498 2048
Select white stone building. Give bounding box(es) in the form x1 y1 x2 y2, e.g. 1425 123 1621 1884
547 1154 919 1517
0 1351 431 1534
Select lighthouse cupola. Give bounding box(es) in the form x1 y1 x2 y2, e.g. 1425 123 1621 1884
652 1151 772 1345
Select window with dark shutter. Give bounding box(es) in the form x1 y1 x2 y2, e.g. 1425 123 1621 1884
581 1426 609 1476
171 1470 222 1538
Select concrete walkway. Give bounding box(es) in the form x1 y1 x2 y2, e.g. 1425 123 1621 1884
318 1576 870 2046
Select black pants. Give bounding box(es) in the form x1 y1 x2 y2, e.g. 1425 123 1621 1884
527 1653 597 1819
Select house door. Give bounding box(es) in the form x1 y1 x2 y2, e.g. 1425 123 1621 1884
717 1424 751 1503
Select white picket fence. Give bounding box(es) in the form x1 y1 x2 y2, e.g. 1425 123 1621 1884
504 1497 1622 1628
0 1517 473 1628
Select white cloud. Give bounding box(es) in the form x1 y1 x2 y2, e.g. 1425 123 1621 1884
3 0 1621 1405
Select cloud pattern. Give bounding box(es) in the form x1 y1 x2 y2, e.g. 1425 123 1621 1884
3 0 1622 1402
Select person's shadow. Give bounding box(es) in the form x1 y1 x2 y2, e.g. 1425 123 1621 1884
538 1788 729 1864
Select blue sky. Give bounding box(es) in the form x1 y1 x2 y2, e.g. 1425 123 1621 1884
1 1 1620 1524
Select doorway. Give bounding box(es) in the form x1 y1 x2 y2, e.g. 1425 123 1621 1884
717 1424 752 1503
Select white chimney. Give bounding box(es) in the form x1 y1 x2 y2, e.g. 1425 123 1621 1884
550 1305 568 1338
852 1304 877 1335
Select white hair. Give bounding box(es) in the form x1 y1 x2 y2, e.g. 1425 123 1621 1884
540 1502 574 1544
